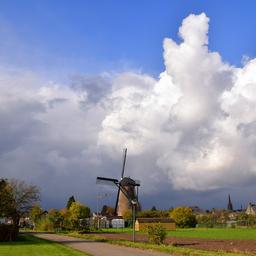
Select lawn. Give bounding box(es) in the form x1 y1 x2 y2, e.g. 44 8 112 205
0 235 88 256
167 228 256 240
102 227 256 240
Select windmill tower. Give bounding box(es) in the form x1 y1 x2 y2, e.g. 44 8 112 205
96 148 140 217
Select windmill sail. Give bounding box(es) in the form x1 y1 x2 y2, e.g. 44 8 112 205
96 177 118 186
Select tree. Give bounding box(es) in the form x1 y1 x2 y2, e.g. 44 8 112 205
66 195 76 209
170 206 197 228
9 179 40 227
59 208 72 230
69 202 90 230
196 214 214 228
30 204 43 228
0 179 14 217
151 206 157 211
48 208 62 230
101 205 115 217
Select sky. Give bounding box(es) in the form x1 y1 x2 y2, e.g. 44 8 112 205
1 1 256 211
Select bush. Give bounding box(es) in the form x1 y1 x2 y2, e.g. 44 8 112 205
170 206 197 228
147 224 167 245
36 216 54 231
0 224 18 242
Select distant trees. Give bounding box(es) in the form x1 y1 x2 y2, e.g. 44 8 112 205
101 205 115 217
66 195 76 209
137 209 169 218
170 206 197 228
151 206 157 211
69 202 90 230
30 198 91 232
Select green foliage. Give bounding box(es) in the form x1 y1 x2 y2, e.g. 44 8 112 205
137 209 169 218
170 206 197 228
123 209 132 221
147 223 167 245
60 208 72 230
30 204 43 225
33 208 68 231
0 178 40 229
69 202 90 230
101 205 115 216
66 196 76 210
0 179 14 218
196 214 214 228
36 216 54 231
48 208 63 230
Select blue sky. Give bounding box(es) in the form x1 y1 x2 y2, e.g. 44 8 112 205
0 0 256 78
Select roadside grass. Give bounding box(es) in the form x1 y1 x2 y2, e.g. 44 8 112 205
0 235 88 256
100 227 132 233
64 232 251 256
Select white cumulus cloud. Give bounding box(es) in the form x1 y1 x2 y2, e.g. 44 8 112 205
1 13 256 209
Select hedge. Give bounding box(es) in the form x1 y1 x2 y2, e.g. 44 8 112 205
0 224 18 242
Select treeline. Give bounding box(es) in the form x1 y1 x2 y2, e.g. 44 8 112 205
197 210 256 228
124 206 197 228
30 196 90 232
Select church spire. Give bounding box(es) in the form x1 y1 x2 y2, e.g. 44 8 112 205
227 194 233 211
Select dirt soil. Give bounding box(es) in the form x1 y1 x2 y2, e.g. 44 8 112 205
94 232 256 255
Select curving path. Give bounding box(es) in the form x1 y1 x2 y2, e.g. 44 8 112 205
30 232 172 256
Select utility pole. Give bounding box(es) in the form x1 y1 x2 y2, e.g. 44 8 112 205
131 200 137 242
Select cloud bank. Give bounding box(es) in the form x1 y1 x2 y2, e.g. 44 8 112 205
1 13 256 208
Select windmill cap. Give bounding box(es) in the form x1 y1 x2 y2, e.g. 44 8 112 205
120 177 136 186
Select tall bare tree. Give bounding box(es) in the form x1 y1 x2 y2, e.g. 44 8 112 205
0 179 40 227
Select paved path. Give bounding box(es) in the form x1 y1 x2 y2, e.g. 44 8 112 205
30 233 172 256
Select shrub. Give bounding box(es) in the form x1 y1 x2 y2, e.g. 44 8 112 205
0 224 18 242
147 223 167 245
170 206 197 228
36 216 54 231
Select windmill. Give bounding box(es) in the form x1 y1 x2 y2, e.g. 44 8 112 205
96 148 140 217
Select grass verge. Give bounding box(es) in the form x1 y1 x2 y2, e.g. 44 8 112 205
0 235 88 256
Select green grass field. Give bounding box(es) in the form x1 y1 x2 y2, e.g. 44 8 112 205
167 228 256 240
102 227 256 240
0 235 88 256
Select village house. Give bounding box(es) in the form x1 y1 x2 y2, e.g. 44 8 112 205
246 203 256 215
